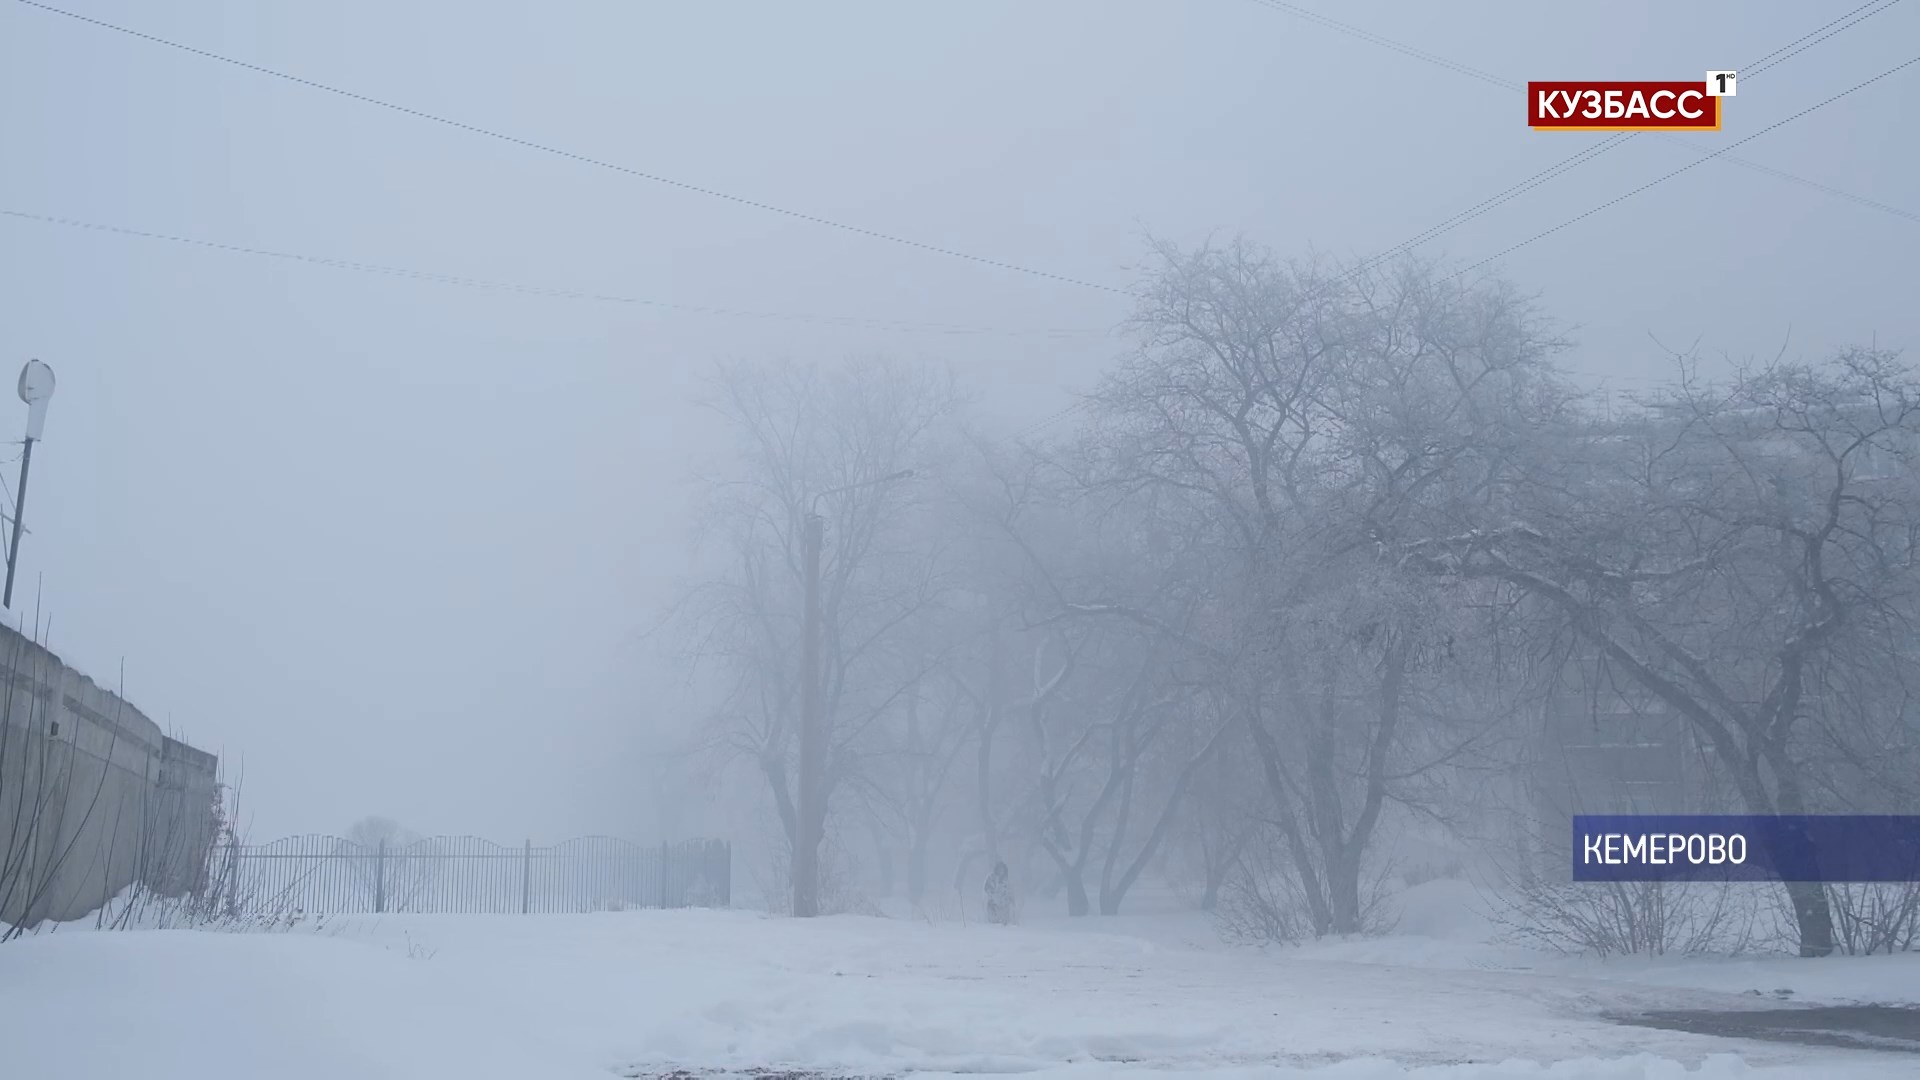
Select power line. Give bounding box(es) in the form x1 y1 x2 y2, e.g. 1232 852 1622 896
1017 18 1916 442
1247 0 1906 85
1451 53 1920 281
0 209 1109 338
1008 395 1092 443
9 0 1132 298
1243 0 1918 226
1243 0 1514 90
1742 0 1908 77
15 0 1901 443
1704 157 1918 224
1326 0 1898 292
1341 134 1638 283
1009 130 1645 438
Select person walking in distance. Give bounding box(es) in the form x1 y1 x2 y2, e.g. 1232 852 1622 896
985 860 1013 925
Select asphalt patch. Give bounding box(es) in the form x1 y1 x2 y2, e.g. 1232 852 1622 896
1614 1004 1920 1055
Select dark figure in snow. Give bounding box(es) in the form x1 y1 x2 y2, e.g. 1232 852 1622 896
985 861 1013 925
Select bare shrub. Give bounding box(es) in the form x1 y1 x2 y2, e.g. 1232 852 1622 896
1818 882 1920 956
402 932 438 961
94 778 306 933
757 830 879 917
1495 877 1771 957
1215 824 1392 945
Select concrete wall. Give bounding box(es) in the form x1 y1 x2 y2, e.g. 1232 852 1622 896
0 623 219 927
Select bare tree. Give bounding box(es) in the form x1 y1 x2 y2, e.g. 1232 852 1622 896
1167 714 1263 912
1408 347 1920 956
847 668 973 906
991 419 1249 913
672 356 961 916
1070 238 1561 935
643 241 1913 952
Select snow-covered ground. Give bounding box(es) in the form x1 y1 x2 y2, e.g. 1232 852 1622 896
3 884 1917 1079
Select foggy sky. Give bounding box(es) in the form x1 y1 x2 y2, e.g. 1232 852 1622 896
0 0 1913 842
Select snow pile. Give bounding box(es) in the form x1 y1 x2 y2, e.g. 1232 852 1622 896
1 905 1917 1078
0 930 607 1080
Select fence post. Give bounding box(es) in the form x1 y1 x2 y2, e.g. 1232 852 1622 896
373 837 386 914
657 840 668 909
521 838 532 914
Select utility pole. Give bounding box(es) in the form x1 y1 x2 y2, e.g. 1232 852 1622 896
5 360 55 610
790 468 913 918
792 510 825 918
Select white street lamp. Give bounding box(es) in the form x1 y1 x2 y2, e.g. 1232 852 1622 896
6 359 55 608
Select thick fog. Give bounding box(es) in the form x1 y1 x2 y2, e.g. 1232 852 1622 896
0 0 1913 861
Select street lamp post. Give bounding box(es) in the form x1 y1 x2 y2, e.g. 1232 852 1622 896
792 467 913 918
4 360 55 609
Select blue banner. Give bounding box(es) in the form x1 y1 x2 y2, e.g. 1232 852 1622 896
1571 815 1920 883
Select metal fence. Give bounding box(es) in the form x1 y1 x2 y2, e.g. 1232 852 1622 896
224 835 730 914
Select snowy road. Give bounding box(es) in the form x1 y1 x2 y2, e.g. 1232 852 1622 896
4 904 1919 1078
